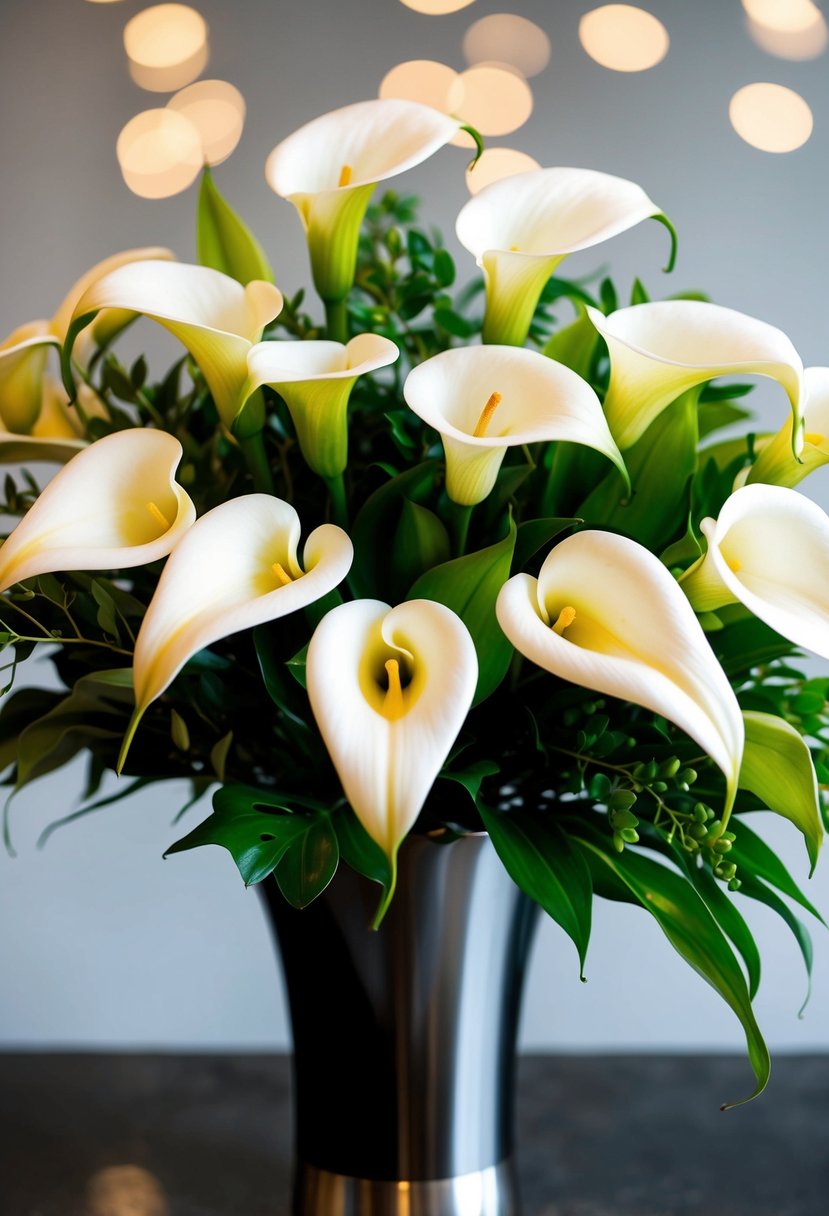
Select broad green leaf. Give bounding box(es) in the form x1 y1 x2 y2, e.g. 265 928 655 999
739 711 823 875
577 389 699 550
698 400 753 441
729 819 826 925
37 776 152 848
391 498 450 599
712 614 798 679
253 625 315 745
276 815 339 908
333 806 394 894
737 874 813 1015
0 687 64 774
542 308 598 379
575 835 769 1107
350 462 439 599
689 865 762 1001
513 517 579 572
197 167 274 285
408 517 516 703
439 759 499 806
165 784 310 885
479 804 592 978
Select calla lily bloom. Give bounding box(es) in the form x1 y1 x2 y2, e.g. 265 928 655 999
0 429 196 594
64 261 284 434
266 99 461 304
748 367 829 488
306 598 478 870
403 345 627 505
0 246 173 437
122 495 353 766
246 334 399 478
679 483 829 662
587 301 804 452
455 168 671 346
496 530 744 812
0 376 105 465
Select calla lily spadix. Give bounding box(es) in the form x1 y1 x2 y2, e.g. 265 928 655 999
455 167 672 347
0 429 196 595
748 367 829 489
63 261 284 435
679 483 829 663
120 495 353 770
306 598 478 905
0 246 174 437
496 530 745 815
246 334 399 478
587 301 804 452
403 345 627 506
266 99 461 305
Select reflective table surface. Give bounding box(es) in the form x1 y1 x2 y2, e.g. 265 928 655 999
1 1053 827 1215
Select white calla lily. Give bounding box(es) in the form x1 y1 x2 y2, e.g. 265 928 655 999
122 495 353 766
496 530 744 813
0 429 196 594
266 100 461 305
455 168 671 346
0 376 106 465
679 483 829 661
0 246 173 437
246 334 399 478
306 598 478 874
65 261 283 434
587 300 804 451
403 345 626 505
748 367 829 488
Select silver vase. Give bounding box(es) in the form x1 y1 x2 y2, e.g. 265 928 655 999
260 831 539 1216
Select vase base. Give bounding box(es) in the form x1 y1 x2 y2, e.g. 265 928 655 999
294 1160 519 1216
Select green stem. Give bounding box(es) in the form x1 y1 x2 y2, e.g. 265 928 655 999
451 503 474 557
240 432 274 494
325 473 349 529
325 298 349 344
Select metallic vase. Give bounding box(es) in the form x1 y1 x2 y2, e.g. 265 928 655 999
260 831 539 1216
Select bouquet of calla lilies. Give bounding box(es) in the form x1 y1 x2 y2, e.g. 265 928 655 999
1 99 827 1105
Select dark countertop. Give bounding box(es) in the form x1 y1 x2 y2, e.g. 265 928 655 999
1 1053 827 1216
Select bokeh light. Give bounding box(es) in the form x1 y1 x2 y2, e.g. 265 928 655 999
462 14 551 79
124 4 209 93
579 5 669 72
117 109 203 198
729 82 813 152
449 66 533 148
379 60 458 111
465 147 541 195
742 0 822 32
167 80 245 166
399 0 477 13
746 13 827 58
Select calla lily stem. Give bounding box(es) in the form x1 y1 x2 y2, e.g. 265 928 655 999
239 432 274 494
451 502 474 557
325 298 349 344
325 473 349 529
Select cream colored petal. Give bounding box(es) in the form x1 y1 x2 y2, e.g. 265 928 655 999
50 246 176 342
683 484 829 661
132 495 353 713
588 301 804 450
265 99 461 196
496 532 744 807
0 324 59 433
403 344 626 505
0 430 196 593
748 366 829 487
306 598 477 859
67 261 283 427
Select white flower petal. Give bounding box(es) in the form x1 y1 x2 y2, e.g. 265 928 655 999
0 325 58 433
682 483 829 661
0 430 196 592
50 246 175 343
497 531 744 807
588 300 804 450
131 494 353 714
306 598 477 858
403 344 626 504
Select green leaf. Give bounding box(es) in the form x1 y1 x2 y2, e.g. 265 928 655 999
165 784 310 885
737 874 813 1016
439 759 499 806
513 517 579 572
432 248 456 287
739 711 823 875
276 815 339 908
698 399 752 440
170 708 190 751
542 309 598 379
350 462 439 598
408 516 516 703
197 167 274 285
689 865 762 1001
574 835 769 1107
630 277 650 306
480 804 592 977
210 731 233 782
729 819 825 925
712 614 798 679
391 498 450 599
333 806 393 893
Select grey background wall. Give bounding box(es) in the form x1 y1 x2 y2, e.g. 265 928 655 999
0 0 827 1059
